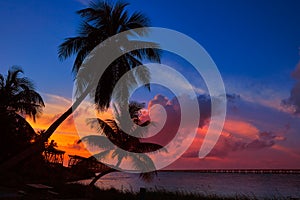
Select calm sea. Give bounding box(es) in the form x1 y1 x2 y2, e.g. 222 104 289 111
78 171 300 199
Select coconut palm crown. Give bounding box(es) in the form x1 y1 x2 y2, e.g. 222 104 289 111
58 1 161 111
0 66 44 121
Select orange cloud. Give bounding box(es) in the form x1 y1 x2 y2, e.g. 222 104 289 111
26 93 300 169
223 119 259 140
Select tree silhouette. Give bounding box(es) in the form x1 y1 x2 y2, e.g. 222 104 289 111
0 66 44 162
0 1 160 170
58 0 160 110
0 66 44 120
78 101 165 186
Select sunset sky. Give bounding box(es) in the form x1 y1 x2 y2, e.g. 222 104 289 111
0 0 300 169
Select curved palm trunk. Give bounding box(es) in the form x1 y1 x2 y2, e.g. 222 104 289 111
89 168 116 187
89 157 122 187
0 88 90 171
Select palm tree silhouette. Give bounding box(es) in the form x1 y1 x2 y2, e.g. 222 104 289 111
0 66 44 162
58 1 160 110
0 66 44 120
0 1 160 170
78 101 165 186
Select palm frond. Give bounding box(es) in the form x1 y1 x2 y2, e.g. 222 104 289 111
130 153 157 182
92 149 113 161
123 11 150 35
134 142 167 154
17 77 35 91
58 37 87 61
77 7 100 22
112 1 129 23
78 135 115 149
0 66 44 121
9 66 24 82
128 41 161 63
86 118 117 138
104 119 119 132
78 21 98 36
72 48 91 74
0 74 4 88
128 100 145 119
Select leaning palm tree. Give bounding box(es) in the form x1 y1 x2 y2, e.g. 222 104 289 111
0 1 160 170
0 66 44 162
79 101 165 186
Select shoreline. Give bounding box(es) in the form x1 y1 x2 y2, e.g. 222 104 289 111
1 182 295 200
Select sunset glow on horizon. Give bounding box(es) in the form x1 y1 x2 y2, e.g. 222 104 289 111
26 90 300 169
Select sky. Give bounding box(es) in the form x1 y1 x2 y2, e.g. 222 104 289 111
0 0 300 169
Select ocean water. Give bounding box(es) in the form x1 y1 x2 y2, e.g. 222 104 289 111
78 171 300 199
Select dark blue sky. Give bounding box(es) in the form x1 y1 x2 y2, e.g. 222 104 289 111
0 0 299 99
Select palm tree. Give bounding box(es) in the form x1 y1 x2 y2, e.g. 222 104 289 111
0 66 44 120
78 101 165 186
58 0 160 110
0 66 44 162
0 1 160 170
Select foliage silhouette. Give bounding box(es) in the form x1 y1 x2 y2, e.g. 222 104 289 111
78 101 165 186
0 0 160 171
0 66 44 162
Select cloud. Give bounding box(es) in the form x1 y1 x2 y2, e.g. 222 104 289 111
42 93 72 106
142 93 215 146
144 94 181 146
181 94 293 161
223 119 259 140
183 129 286 159
202 98 290 158
224 74 290 114
282 61 300 114
246 131 285 149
